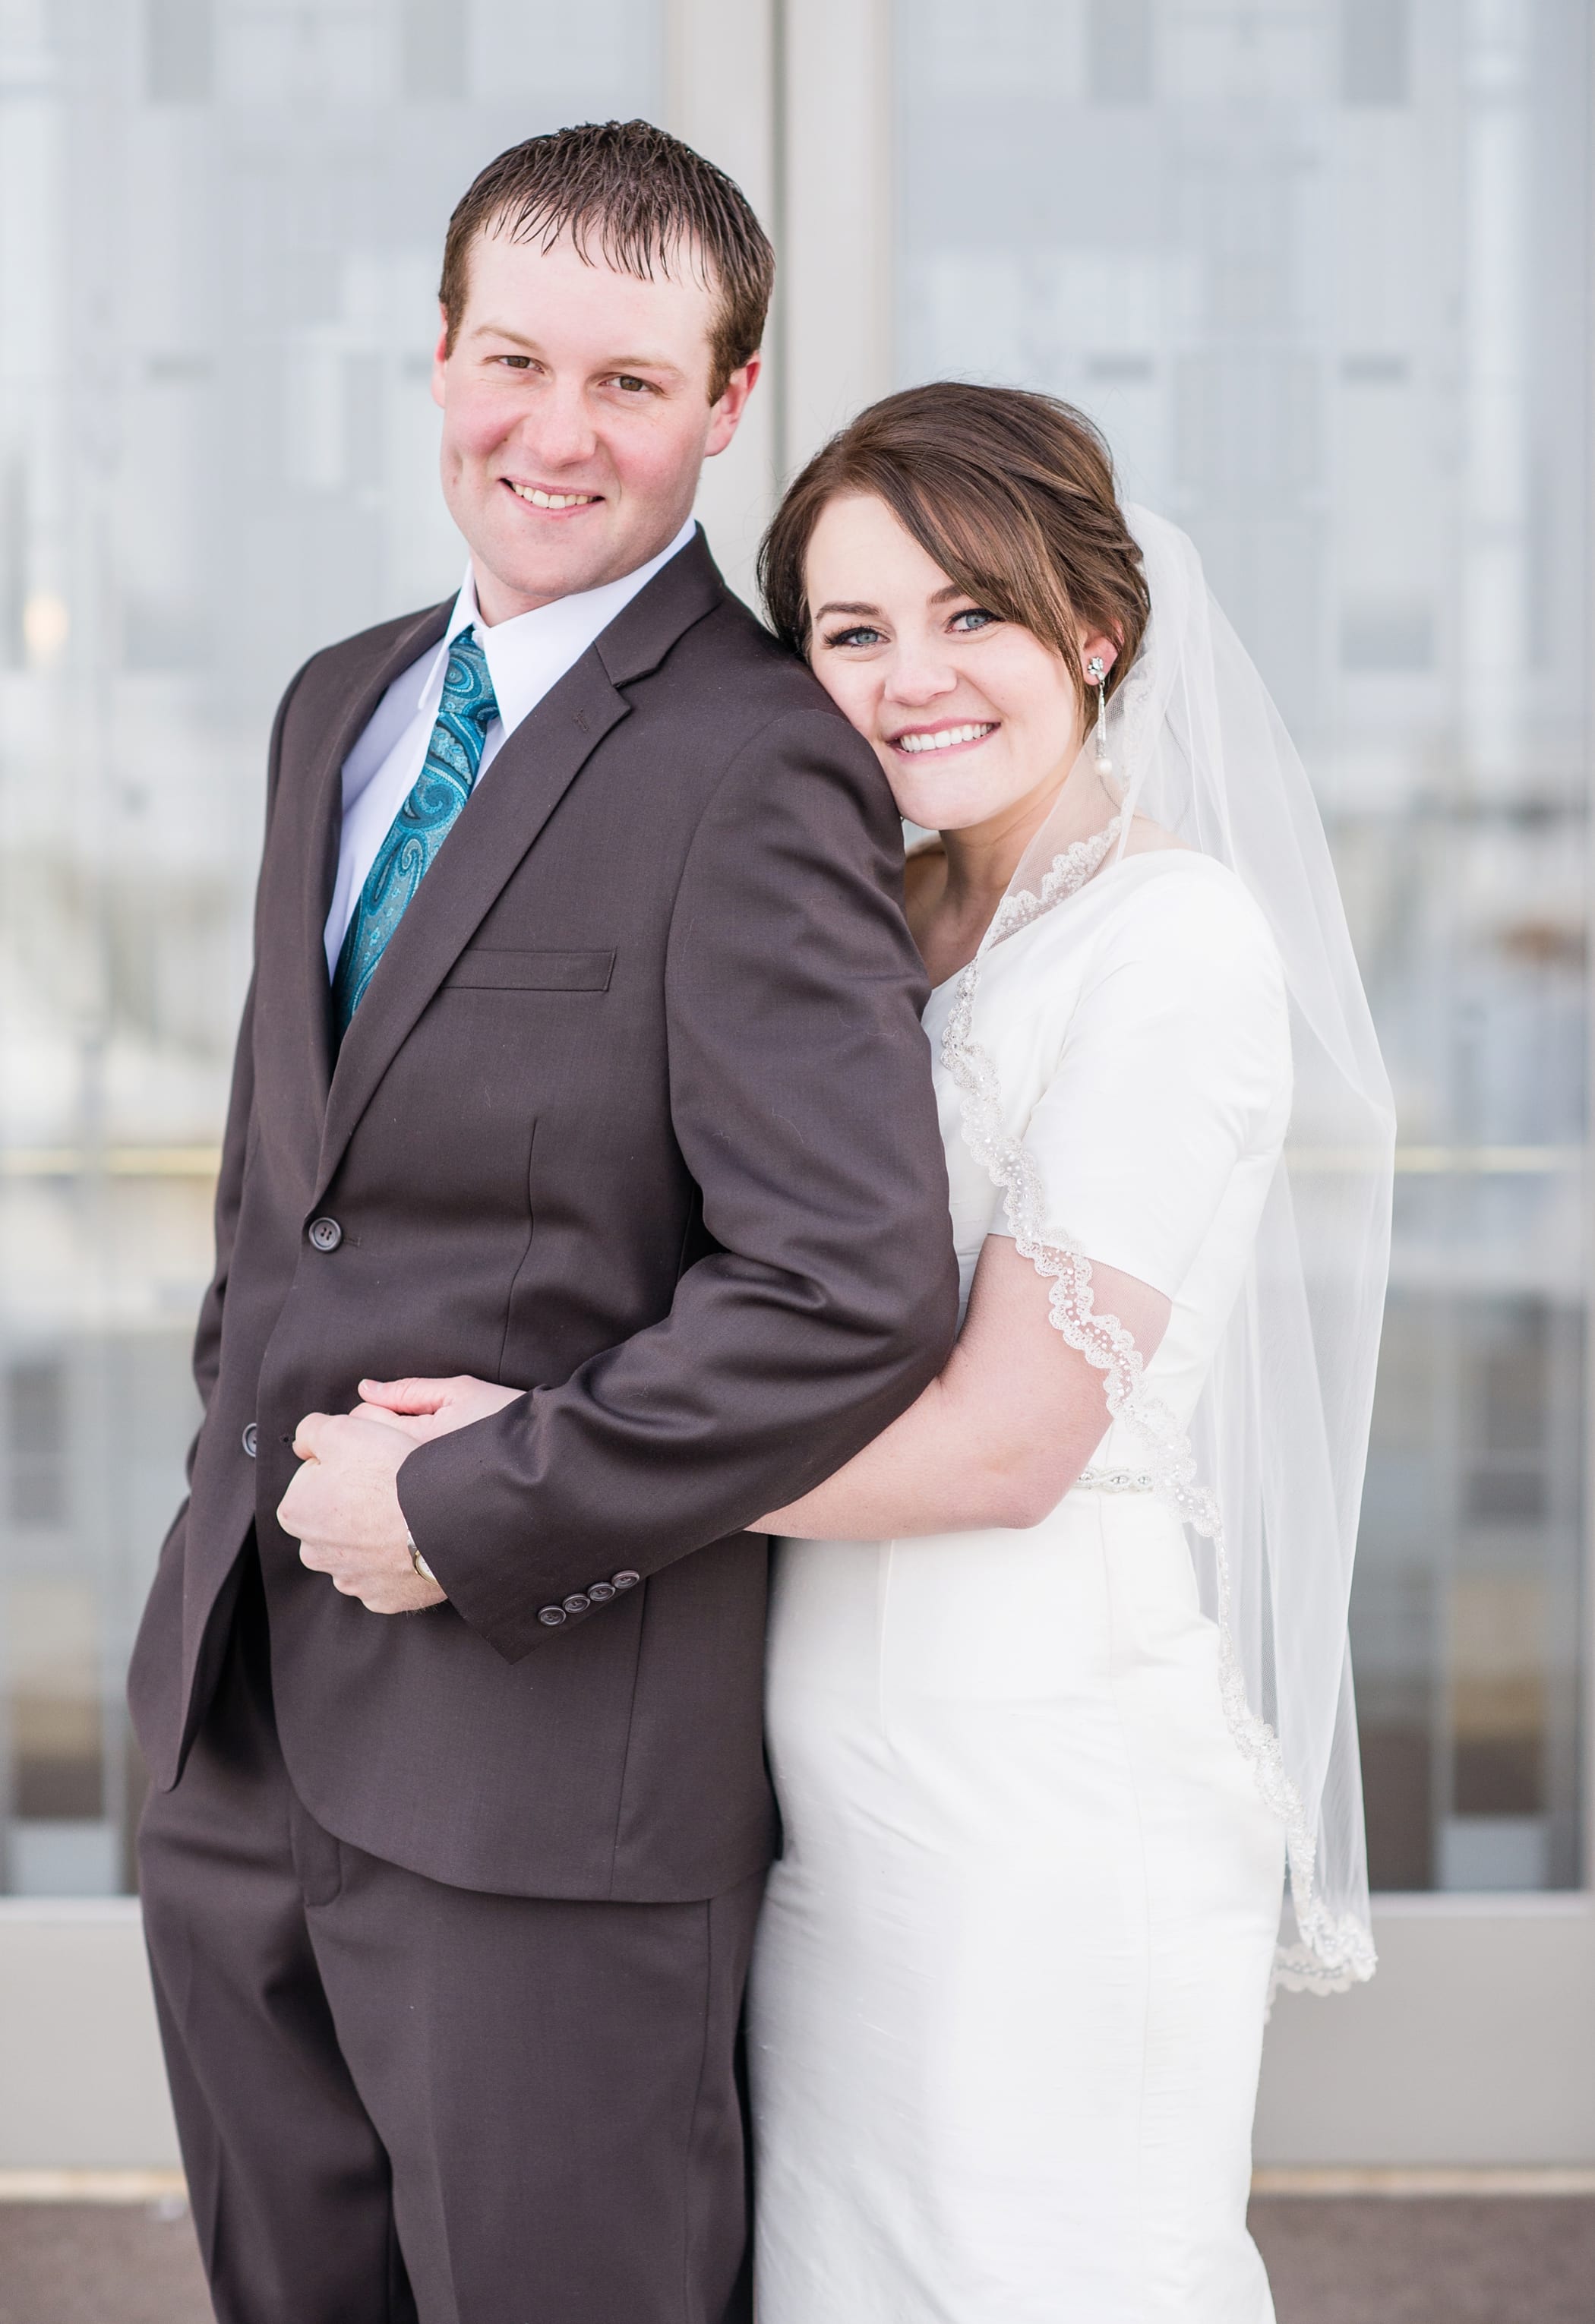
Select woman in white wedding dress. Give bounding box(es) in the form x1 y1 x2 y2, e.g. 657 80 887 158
748 385 1394 2322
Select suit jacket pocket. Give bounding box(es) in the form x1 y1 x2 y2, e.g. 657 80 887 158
444 946 615 993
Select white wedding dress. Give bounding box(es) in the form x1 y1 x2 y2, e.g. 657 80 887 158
748 848 1292 2322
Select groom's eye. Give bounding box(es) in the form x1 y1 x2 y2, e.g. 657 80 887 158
493 355 534 371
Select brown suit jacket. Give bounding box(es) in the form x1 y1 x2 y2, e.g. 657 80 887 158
128 532 958 1902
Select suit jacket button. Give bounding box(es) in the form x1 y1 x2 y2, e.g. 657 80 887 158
538 1606 567 1628
562 1593 591 1615
308 1215 343 1252
242 1423 258 1458
611 1571 640 1590
586 1580 616 1603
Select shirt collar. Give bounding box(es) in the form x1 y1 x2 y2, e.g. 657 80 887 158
426 515 700 737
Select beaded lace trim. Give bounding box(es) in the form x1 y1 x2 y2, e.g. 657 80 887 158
988 817 1124 939
941 828 1375 1996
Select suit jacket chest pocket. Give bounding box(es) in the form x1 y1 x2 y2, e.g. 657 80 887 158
444 947 615 993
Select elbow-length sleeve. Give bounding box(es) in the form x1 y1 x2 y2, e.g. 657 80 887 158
995 862 1292 1299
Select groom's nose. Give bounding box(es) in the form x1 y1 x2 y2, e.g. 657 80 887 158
516 380 600 473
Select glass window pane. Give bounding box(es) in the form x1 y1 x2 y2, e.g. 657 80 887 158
0 0 663 1896
896 0 1590 1892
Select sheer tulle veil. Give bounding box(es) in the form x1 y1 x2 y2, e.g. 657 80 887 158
944 506 1395 1991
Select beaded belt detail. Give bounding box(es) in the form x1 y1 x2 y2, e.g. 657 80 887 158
1073 1466 1157 1494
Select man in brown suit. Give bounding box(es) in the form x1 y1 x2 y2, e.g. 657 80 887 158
128 122 956 2324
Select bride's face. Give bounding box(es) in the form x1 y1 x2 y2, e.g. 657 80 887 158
802 491 1113 835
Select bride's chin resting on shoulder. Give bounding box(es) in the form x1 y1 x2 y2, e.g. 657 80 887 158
756 1234 1169 1542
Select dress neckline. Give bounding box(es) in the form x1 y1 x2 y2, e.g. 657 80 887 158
924 845 1214 997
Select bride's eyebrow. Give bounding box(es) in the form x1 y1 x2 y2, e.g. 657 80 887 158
813 600 881 620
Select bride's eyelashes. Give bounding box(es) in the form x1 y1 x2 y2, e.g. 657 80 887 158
820 623 887 650
817 606 1001 653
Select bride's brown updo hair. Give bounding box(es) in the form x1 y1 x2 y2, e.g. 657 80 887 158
760 383 1151 715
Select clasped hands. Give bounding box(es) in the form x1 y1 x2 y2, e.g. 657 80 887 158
276 1374 520 1613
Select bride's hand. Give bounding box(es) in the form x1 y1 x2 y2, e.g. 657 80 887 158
352 1374 523 1444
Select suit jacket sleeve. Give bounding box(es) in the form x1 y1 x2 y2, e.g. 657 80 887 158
190 971 257 1423
397 706 960 1661
188 665 307 1441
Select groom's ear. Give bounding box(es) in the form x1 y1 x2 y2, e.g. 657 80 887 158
431 304 451 410
704 353 762 459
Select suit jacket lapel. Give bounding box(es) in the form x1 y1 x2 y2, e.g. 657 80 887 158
285 603 451 1128
311 652 627 1207
311 532 728 1208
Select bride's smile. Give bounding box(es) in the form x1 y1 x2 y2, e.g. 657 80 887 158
888 718 998 755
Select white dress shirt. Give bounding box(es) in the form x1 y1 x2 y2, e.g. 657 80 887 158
324 516 698 975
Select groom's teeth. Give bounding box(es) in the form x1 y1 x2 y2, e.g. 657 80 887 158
896 723 995 754
511 485 598 509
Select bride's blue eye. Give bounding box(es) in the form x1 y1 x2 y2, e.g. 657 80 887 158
950 608 997 633
823 625 884 649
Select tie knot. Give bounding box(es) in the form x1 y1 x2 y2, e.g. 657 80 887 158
444 625 498 736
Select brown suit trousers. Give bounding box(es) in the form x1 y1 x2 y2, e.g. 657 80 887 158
141 1550 760 2324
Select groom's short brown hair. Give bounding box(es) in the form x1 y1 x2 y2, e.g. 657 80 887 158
439 119 775 403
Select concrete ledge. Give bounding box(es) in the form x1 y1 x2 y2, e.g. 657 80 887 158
1253 2168 1595 2196
1255 1896 1595 2165
0 2172 185 2203
3 1893 1593 2169
0 1903 178 2171
8 2165 1595 2206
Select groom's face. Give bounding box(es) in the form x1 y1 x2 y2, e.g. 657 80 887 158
433 228 759 622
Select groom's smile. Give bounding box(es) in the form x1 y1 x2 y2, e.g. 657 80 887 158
503 479 603 513
432 230 760 625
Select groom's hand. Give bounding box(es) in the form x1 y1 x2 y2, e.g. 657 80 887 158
355 1373 523 1440
277 1411 444 1614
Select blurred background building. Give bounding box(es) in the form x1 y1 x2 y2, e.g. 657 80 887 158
0 0 1590 2166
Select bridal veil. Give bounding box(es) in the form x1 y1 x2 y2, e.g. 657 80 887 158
943 506 1395 1991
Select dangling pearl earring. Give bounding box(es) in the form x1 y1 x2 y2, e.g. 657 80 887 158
1086 655 1112 775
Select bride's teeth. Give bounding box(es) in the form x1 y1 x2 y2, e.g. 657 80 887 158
899 723 992 753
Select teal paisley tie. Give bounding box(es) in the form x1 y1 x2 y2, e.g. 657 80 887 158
332 626 499 1037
